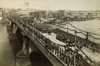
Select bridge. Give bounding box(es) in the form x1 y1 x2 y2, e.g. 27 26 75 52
8 15 100 66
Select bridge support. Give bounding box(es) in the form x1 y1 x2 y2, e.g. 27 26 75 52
8 19 12 26
22 36 29 55
16 36 30 56
29 40 40 53
16 36 31 66
12 24 18 33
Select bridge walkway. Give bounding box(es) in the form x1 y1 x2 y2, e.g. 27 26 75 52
9 16 100 66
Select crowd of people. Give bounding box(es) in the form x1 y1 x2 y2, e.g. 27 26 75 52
9 15 99 66
53 28 100 53
10 14 100 54
27 25 84 66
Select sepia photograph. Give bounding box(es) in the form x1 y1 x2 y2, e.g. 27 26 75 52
0 0 100 66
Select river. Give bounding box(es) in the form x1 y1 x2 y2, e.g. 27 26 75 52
0 25 15 66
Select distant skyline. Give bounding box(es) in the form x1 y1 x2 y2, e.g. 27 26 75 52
0 0 100 10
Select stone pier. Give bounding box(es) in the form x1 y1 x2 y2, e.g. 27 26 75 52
16 36 31 66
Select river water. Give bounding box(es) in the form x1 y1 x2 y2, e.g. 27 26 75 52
0 25 15 66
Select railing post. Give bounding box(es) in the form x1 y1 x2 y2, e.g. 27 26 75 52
57 44 60 57
84 32 90 48
74 30 77 66
66 22 69 33
86 32 89 39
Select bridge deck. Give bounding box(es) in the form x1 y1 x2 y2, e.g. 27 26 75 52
9 16 100 66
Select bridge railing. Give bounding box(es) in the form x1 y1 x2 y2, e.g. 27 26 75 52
54 22 100 53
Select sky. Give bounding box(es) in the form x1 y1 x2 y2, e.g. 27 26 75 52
0 0 100 10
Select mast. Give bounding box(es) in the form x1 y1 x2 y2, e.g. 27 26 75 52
24 0 29 10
